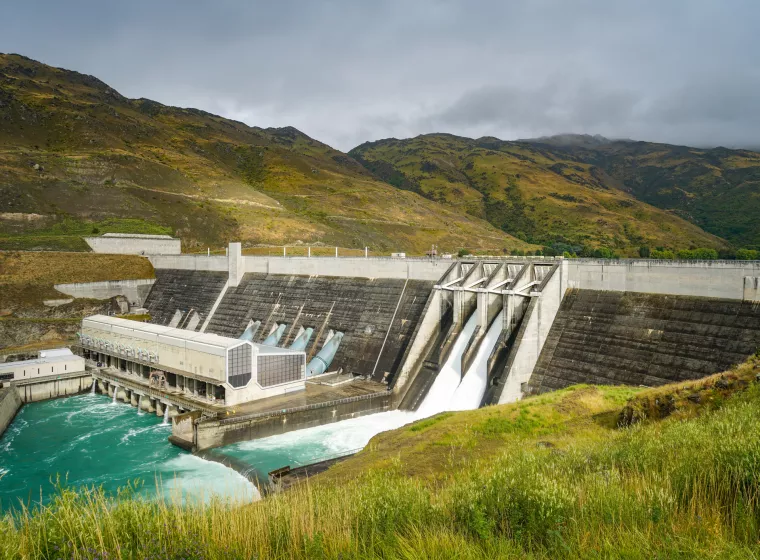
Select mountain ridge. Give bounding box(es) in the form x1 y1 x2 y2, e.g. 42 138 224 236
0 53 527 254
350 132 760 253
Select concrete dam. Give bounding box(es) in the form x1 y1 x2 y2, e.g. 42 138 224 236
65 243 760 453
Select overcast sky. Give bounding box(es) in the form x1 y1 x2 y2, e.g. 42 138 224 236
2 0 758 151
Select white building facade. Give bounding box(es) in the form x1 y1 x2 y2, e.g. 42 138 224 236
80 315 305 406
0 348 85 385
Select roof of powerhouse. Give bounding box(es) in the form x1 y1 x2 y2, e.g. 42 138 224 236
83 315 298 357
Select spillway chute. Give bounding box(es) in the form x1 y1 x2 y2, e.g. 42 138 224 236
305 332 344 377
448 310 504 411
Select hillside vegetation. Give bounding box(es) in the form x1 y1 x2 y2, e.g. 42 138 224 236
0 54 529 255
0 251 154 352
351 133 760 255
2 358 759 559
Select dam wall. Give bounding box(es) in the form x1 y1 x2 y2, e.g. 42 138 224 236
565 259 760 300
143 269 228 329
150 253 456 281
528 290 760 394
205 273 434 383
0 387 22 439
148 255 229 272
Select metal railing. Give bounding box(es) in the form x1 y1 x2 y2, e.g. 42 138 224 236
217 389 390 425
11 370 91 387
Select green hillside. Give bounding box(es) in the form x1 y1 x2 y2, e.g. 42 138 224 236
525 135 760 250
350 133 757 255
0 54 529 255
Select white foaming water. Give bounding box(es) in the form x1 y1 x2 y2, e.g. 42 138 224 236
448 310 505 411
225 313 485 469
137 395 143 415
163 405 169 425
91 378 96 394
112 385 118 404
415 312 479 417
160 454 260 503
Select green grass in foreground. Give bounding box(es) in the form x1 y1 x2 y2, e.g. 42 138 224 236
1 360 759 559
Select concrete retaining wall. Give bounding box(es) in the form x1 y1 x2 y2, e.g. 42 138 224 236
148 255 229 271
243 256 453 281
14 373 93 403
54 279 156 307
85 236 181 255
0 387 22 439
192 392 391 450
565 260 760 300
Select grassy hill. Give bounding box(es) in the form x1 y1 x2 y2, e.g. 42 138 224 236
0 54 530 255
2 358 759 558
350 133 758 255
524 135 760 250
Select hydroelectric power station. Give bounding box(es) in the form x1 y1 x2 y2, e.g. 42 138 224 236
3 242 760 461
36 241 753 453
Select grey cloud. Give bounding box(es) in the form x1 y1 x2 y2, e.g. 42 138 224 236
1 0 759 150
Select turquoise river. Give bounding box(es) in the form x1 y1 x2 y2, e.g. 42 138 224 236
0 316 477 511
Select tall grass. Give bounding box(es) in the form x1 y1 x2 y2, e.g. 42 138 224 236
2 386 760 559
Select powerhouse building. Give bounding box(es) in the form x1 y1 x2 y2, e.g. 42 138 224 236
80 315 305 406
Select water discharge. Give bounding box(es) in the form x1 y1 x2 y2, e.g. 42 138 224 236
0 394 257 510
448 310 505 411
1 310 498 507
218 312 491 475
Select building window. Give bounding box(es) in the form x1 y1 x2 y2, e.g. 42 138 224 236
257 354 304 388
227 345 252 388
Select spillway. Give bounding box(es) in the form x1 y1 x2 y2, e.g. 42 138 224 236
448 310 504 411
416 312 478 417
217 312 483 475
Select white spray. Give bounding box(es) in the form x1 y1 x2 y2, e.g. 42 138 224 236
232 311 498 464
111 385 118 404
163 405 170 425
448 310 505 411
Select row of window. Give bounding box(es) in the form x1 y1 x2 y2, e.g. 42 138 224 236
227 345 252 388
257 355 304 388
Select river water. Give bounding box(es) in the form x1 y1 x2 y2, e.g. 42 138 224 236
0 393 257 510
1 312 497 510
